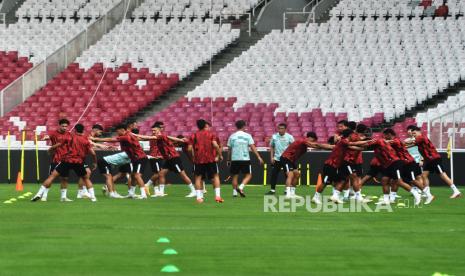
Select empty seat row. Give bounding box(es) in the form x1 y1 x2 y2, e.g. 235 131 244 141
76 19 240 79
186 17 464 122
133 0 259 20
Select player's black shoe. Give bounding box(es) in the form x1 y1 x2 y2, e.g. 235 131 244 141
236 188 246 197
31 195 41 202
265 190 276 195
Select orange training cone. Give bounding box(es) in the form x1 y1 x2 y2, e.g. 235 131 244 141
16 172 24 191
315 173 323 192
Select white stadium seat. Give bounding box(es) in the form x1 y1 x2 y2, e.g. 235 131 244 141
186 17 465 122
76 19 240 79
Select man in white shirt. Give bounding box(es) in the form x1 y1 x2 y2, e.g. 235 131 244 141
267 123 294 195
227 120 264 197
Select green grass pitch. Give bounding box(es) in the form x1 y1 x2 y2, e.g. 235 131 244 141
0 184 464 276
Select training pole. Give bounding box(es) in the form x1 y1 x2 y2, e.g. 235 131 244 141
35 132 40 184
7 130 11 184
20 130 25 181
263 163 267 186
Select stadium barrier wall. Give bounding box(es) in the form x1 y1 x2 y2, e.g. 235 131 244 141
0 150 463 187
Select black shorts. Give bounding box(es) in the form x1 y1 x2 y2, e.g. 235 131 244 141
49 162 58 175
194 162 219 179
129 158 147 174
163 157 184 173
98 158 112 175
423 158 444 174
55 162 87 177
402 162 423 183
280 157 296 173
230 161 252 175
381 160 404 180
340 161 363 178
272 159 285 170
322 164 341 185
367 165 382 177
150 159 164 173
119 163 131 174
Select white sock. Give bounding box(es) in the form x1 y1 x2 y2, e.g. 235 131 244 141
286 186 291 195
188 183 195 193
423 186 432 197
313 192 321 199
410 189 419 198
354 191 361 200
215 187 221 197
154 186 159 194
450 184 460 194
333 190 341 198
290 187 296 196
389 192 397 201
239 183 245 190
383 194 390 202
82 186 88 194
36 185 46 196
196 190 203 200
343 189 350 198
140 186 147 197
129 186 136 194
146 179 153 186
60 189 67 199
42 187 50 199
160 184 165 194
88 188 95 199
233 189 238 196
109 191 115 197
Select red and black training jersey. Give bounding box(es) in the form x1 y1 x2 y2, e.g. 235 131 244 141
281 139 309 163
117 133 147 161
63 134 92 164
415 135 441 162
324 138 349 168
149 139 163 159
390 138 414 164
190 129 218 164
366 139 399 168
48 130 72 163
344 133 363 164
370 156 381 167
154 133 179 160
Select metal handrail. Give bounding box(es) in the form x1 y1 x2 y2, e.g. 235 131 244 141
428 104 465 122
282 11 311 30
254 0 271 25
252 0 270 17
303 0 325 23
0 0 131 117
0 12 5 25
303 0 317 12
